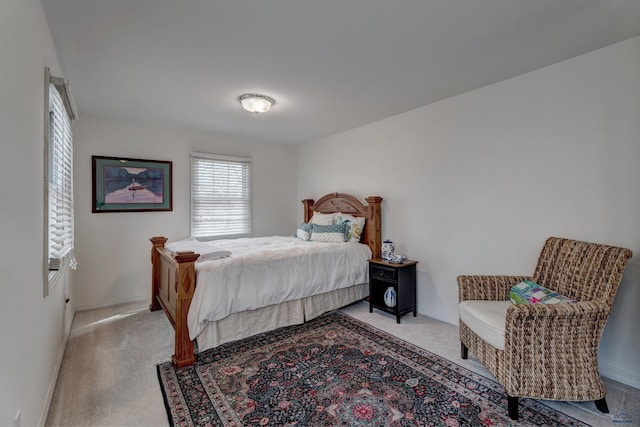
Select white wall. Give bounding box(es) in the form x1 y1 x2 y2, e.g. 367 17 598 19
73 117 298 309
0 1 75 426
298 36 640 387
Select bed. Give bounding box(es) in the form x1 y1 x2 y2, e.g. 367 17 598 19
150 193 382 367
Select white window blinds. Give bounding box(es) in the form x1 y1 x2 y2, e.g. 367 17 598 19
191 153 252 238
48 82 74 266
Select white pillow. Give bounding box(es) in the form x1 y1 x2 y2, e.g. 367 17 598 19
310 211 335 226
335 213 366 243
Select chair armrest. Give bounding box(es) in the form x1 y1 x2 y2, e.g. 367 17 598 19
501 301 611 399
504 301 610 357
457 275 531 302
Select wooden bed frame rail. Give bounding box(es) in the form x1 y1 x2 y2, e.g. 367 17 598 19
151 193 382 368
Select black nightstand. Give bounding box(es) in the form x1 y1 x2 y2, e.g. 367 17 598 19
368 258 417 323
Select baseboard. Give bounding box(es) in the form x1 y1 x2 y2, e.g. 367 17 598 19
600 362 640 389
74 294 149 312
38 312 73 427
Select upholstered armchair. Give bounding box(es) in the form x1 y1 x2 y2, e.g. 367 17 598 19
458 237 632 420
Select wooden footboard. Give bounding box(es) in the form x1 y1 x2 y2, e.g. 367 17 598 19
150 237 199 368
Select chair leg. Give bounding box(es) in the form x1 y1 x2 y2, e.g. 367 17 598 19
507 395 519 420
595 398 609 413
461 342 468 359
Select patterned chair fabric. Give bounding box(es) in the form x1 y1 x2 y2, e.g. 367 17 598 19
458 237 632 420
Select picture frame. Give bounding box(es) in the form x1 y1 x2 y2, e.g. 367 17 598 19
92 155 172 213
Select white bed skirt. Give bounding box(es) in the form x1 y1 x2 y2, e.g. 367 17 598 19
195 283 368 352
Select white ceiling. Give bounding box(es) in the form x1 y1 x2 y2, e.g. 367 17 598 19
42 0 640 145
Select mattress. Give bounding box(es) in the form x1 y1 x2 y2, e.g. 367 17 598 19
168 235 371 340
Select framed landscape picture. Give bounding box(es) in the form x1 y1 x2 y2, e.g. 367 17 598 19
92 156 172 212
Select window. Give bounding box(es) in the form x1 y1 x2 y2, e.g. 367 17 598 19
191 152 252 239
44 68 76 296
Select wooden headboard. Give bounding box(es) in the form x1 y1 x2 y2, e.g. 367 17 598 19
302 193 383 259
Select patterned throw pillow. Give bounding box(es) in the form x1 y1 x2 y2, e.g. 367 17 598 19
509 280 577 305
296 223 312 241
310 223 347 243
335 213 366 243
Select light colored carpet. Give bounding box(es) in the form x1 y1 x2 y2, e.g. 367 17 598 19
46 300 639 426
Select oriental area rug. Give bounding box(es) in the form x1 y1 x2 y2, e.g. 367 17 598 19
157 312 587 427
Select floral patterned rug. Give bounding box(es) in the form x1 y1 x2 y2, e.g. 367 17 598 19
157 312 587 426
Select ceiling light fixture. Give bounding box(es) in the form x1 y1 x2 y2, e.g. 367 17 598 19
238 93 275 114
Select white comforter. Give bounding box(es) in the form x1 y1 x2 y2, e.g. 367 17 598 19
184 236 371 340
